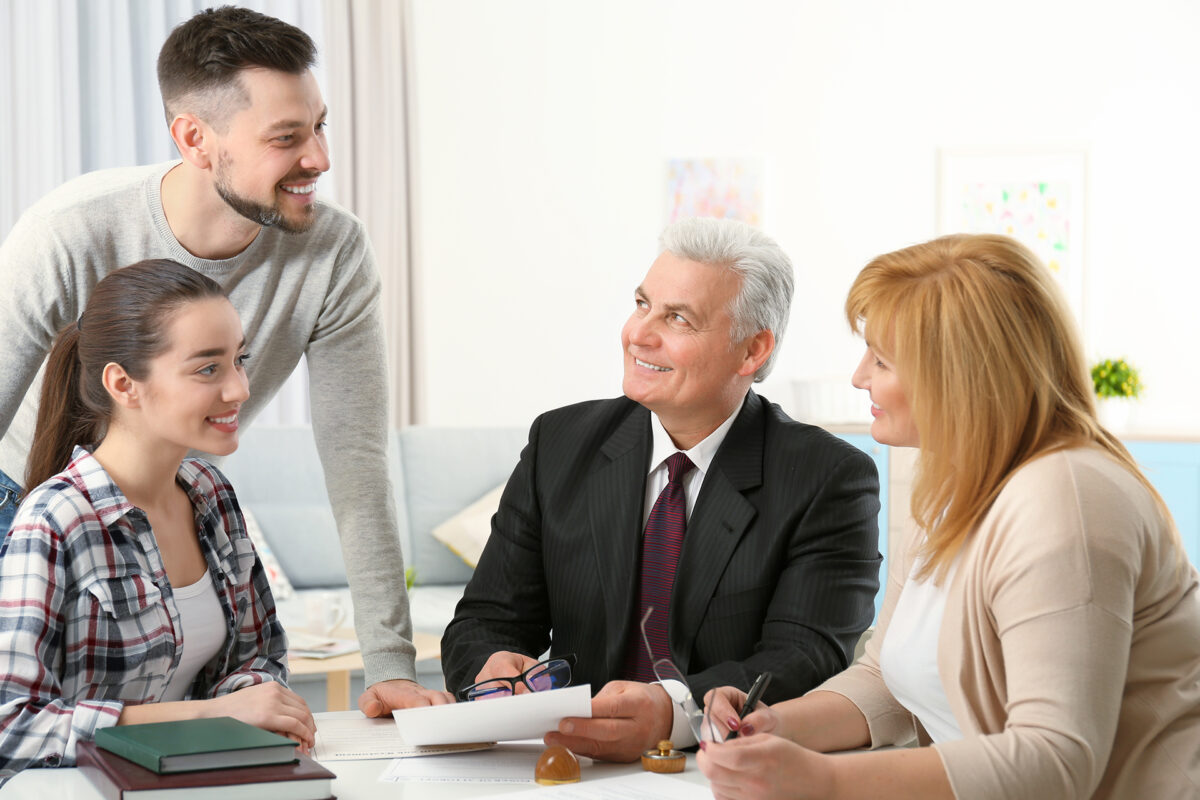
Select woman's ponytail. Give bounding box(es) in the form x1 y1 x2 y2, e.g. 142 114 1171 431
24 323 101 491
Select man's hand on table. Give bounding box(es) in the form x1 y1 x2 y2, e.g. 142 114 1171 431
545 680 673 762
358 678 454 716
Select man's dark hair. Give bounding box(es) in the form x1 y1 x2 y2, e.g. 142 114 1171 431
157 5 317 128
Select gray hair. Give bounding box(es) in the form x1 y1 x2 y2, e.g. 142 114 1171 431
658 218 794 381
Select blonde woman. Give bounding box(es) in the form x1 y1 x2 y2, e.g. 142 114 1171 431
697 234 1200 799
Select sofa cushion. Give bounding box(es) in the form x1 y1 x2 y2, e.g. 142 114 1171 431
398 427 526 585
242 507 297 600
250 503 347 588
218 426 385 589
432 483 506 568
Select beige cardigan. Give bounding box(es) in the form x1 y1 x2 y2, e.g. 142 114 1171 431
818 446 1200 799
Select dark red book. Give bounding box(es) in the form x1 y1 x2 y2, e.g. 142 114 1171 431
75 741 336 800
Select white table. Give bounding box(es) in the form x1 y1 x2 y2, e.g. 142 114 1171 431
2 717 711 799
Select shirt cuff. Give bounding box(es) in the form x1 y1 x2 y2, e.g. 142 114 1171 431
656 679 698 748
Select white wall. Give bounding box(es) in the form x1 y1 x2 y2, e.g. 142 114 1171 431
409 0 1200 432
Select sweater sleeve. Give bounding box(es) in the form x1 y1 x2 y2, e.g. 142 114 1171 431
303 223 416 686
0 211 80 443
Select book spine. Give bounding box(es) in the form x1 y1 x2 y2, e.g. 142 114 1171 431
94 733 163 773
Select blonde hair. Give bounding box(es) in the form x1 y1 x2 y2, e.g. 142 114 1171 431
846 233 1181 580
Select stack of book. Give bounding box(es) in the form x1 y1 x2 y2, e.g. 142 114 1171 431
77 717 335 799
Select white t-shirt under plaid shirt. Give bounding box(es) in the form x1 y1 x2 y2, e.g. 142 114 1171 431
0 447 288 781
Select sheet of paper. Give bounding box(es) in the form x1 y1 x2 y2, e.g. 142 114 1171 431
392 684 592 745
313 713 493 761
379 743 545 783
288 632 360 659
471 772 711 799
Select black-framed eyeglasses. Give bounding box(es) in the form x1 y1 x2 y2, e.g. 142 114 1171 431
639 607 723 742
457 653 578 701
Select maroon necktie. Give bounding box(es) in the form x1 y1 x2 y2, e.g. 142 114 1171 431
622 452 695 683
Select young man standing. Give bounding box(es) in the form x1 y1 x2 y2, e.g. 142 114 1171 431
0 7 446 713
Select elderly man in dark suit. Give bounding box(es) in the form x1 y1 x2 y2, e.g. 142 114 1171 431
442 217 881 762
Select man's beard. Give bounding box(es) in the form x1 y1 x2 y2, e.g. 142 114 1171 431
214 154 317 234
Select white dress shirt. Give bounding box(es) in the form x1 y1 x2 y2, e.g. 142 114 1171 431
643 396 745 527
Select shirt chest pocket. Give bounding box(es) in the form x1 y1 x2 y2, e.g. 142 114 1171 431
84 574 164 620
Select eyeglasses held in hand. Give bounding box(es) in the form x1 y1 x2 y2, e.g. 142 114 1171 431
639 607 723 742
458 653 578 701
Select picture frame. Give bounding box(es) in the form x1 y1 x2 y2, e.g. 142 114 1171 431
664 157 765 227
937 149 1088 329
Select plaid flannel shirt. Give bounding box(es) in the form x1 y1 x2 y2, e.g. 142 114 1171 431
0 447 288 780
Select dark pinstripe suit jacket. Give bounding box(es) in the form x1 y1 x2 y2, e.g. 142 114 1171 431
441 391 881 705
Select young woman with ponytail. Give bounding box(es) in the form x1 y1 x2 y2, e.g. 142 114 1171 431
0 260 314 781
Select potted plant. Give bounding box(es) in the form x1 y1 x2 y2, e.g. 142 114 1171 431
1091 357 1142 430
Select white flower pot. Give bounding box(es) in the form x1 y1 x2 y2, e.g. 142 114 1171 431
1097 398 1135 432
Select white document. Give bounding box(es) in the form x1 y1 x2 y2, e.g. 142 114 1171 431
313 713 493 761
392 684 593 745
379 743 547 783
472 772 711 799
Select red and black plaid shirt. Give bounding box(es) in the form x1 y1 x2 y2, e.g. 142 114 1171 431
0 447 288 780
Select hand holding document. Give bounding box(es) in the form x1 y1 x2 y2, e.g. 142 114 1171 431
392 684 593 745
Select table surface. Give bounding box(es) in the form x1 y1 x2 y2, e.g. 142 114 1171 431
2 713 711 800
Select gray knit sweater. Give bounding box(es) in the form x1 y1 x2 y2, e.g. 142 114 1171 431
0 162 416 685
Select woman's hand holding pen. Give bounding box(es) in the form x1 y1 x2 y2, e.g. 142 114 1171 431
699 731 833 800
703 685 778 740
698 685 833 800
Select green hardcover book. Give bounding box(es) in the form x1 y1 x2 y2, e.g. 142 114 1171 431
93 717 297 774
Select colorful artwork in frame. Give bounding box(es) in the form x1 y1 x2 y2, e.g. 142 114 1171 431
665 158 764 226
938 150 1087 327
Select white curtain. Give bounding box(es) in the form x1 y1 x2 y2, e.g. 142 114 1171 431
0 0 327 426
321 0 416 426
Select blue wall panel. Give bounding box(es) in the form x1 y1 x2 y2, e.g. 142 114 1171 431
1125 440 1200 567
835 433 889 618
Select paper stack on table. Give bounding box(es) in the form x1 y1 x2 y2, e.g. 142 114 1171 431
287 630 360 659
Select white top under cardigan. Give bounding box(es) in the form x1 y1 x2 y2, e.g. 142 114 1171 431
879 555 963 743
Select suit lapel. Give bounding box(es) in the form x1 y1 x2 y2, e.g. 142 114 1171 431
586 406 652 678
671 393 764 670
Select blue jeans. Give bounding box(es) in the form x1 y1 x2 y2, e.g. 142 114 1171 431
0 466 22 535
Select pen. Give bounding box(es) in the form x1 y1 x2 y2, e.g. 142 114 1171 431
727 671 772 740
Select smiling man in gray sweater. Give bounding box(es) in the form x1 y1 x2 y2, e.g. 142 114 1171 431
0 7 448 714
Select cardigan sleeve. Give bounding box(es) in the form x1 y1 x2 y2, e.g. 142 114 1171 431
933 450 1150 799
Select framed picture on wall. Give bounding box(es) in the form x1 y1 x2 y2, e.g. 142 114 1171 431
664 157 765 227
937 149 1087 328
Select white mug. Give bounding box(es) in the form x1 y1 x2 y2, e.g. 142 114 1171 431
304 591 348 637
